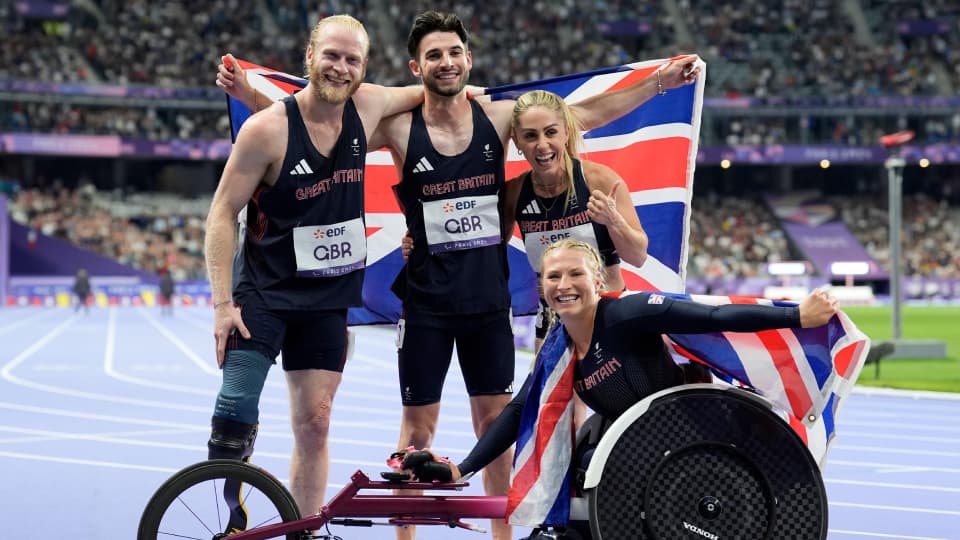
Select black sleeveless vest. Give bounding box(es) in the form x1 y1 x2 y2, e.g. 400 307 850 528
393 100 510 315
234 95 367 310
515 158 620 272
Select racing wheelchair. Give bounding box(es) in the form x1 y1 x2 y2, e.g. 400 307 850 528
137 384 828 540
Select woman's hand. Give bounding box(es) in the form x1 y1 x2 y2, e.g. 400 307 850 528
798 288 838 328
401 448 461 482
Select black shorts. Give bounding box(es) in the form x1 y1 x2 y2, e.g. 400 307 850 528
397 309 515 406
227 293 349 372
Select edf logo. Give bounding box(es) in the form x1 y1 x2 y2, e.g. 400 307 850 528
314 226 347 239
540 232 570 245
443 201 477 213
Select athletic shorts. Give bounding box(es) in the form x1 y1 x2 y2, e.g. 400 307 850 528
227 293 349 372
396 309 515 406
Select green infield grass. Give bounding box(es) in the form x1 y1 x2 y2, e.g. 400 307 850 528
843 305 959 393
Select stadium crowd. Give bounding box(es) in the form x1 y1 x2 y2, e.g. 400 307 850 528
686 195 791 279
3 0 960 143
3 0 960 283
835 192 960 279
0 102 229 140
8 181 959 281
685 0 959 100
9 184 208 282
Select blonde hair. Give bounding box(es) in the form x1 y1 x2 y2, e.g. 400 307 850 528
305 15 370 76
541 238 607 293
511 90 584 210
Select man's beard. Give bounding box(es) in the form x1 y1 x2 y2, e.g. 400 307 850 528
310 67 362 104
422 70 468 97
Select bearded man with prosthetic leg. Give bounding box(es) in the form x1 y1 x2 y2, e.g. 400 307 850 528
204 12 427 534
207 348 271 532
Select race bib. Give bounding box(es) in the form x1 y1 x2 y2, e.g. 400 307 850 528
422 194 502 254
293 217 366 277
524 222 599 271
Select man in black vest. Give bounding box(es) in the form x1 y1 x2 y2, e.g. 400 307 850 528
206 15 424 533
373 12 699 540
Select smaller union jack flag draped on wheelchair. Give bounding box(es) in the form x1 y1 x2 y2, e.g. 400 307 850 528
509 293 869 527
225 56 703 323
506 323 577 527
663 293 870 467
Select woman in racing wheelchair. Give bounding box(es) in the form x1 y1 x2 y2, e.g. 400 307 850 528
399 238 838 539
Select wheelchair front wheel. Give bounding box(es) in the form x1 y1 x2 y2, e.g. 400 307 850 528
138 459 303 540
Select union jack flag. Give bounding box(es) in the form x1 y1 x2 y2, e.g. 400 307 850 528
506 323 577 527
663 293 870 467
226 57 703 323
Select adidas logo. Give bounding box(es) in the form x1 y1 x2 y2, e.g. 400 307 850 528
412 156 434 174
521 200 541 215
289 158 313 175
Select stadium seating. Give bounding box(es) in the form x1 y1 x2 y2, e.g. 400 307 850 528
2 0 959 287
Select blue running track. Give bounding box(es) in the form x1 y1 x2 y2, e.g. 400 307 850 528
1 306 958 539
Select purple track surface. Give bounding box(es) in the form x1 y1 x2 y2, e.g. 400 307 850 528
1 306 957 539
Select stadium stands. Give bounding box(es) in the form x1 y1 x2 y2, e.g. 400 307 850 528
2 0 959 292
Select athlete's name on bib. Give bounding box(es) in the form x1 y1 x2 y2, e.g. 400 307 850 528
421 173 496 197
295 168 364 201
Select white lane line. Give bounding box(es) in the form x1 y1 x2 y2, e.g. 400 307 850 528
0 450 359 491
840 430 960 444
0 402 472 448
137 308 219 375
0 426 384 467
831 501 960 516
104 308 216 395
0 450 180 473
828 459 960 474
833 444 960 458
853 386 960 402
0 309 60 337
826 477 960 493
828 529 948 540
0 399 389 429
842 419 960 434
1 316 75 378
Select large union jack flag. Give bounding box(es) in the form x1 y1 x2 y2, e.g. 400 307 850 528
226 57 703 323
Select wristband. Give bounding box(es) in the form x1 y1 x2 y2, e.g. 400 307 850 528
213 300 232 309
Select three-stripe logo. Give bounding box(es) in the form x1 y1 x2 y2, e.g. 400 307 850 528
289 158 314 175
412 156 434 174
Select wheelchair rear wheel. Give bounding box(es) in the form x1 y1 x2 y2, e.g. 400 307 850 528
586 385 827 540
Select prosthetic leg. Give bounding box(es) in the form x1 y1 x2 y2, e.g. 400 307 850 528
208 416 259 533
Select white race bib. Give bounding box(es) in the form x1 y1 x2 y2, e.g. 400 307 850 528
422 194 502 254
293 217 366 277
524 222 599 271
